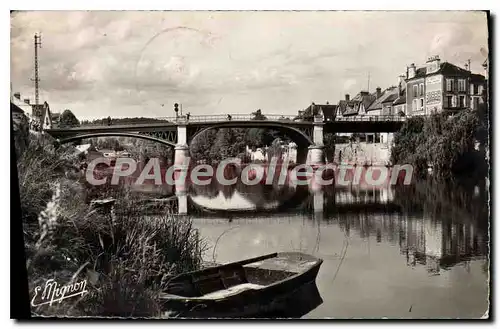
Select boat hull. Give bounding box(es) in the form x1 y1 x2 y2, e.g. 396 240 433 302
162 258 322 318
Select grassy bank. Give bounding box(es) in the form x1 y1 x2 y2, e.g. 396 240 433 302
17 134 204 317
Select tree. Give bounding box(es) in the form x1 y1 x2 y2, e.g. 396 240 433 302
59 109 80 128
251 109 267 121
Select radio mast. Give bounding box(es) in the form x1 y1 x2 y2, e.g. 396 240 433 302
32 33 42 106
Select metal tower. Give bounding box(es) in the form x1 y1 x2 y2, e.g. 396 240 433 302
32 33 42 106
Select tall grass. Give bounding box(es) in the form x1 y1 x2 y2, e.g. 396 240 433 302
17 134 204 318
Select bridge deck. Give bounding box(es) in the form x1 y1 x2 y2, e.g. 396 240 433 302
47 114 405 135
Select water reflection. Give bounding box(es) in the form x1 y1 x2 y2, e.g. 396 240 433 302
180 178 488 318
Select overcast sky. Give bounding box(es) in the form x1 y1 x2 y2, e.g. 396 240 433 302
11 11 488 120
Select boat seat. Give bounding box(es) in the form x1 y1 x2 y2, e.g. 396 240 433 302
201 283 264 299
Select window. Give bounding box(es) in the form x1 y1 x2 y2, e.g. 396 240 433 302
478 85 483 95
446 79 454 92
412 99 418 112
420 98 424 111
473 97 480 110
458 79 467 92
413 85 418 97
459 95 466 107
451 95 457 107
419 83 424 96
445 95 453 108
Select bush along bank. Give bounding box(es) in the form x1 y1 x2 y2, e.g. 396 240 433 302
17 133 204 318
390 105 488 182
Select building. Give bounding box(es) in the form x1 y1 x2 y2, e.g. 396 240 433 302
337 91 377 117
295 102 338 121
405 55 486 116
11 92 56 131
366 86 398 116
11 100 28 129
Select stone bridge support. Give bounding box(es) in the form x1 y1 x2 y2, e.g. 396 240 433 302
174 117 190 170
306 115 325 166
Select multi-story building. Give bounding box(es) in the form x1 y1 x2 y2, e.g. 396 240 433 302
405 55 486 116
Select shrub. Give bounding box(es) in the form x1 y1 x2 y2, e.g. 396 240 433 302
391 109 487 180
18 133 204 318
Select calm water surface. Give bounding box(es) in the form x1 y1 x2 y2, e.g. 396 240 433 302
180 178 489 319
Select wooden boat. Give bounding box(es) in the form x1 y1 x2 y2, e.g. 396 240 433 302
159 252 323 318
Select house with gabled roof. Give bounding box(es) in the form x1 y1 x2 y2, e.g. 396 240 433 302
11 92 55 131
337 91 376 117
295 102 338 122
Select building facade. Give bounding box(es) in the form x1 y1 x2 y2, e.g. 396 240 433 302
405 56 486 116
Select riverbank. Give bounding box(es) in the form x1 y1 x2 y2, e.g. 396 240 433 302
16 133 204 317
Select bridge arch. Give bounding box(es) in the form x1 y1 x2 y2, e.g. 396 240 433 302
56 132 177 148
188 122 314 147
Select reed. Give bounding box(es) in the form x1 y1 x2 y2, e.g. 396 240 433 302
18 134 205 318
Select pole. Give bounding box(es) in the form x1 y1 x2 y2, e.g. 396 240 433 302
32 33 42 106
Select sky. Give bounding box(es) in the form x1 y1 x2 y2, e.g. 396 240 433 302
10 11 489 121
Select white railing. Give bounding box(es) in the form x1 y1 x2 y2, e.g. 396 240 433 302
157 114 405 123
155 114 298 123
78 114 406 128
334 115 406 122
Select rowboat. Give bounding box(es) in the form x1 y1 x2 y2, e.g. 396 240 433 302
160 252 323 318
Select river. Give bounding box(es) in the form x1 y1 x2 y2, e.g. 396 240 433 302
178 178 490 319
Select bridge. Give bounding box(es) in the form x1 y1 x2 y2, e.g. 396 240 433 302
46 113 405 166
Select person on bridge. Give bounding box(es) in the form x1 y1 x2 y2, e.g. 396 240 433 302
227 114 232 121
186 112 191 120
107 116 112 126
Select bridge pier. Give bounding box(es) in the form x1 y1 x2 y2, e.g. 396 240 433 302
306 115 325 166
176 190 188 215
174 117 190 171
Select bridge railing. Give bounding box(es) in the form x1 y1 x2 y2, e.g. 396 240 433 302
334 115 406 122
78 114 406 128
155 114 299 122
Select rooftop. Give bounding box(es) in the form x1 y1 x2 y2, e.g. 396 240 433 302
409 61 486 80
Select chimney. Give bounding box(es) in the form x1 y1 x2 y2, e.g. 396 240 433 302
345 94 350 101
14 92 20 100
482 60 488 80
426 55 441 74
24 98 30 105
376 87 382 99
398 75 405 95
408 63 416 79
398 74 405 85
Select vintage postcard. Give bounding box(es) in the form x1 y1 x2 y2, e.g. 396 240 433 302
10 10 490 319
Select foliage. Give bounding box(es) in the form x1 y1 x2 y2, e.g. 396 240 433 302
80 117 171 126
190 124 291 164
59 109 80 128
324 132 336 163
17 134 203 317
391 107 488 180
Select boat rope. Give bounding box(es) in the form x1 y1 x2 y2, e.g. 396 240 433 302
331 226 349 284
212 226 240 263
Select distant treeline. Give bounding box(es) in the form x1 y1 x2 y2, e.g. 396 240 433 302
80 117 172 126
